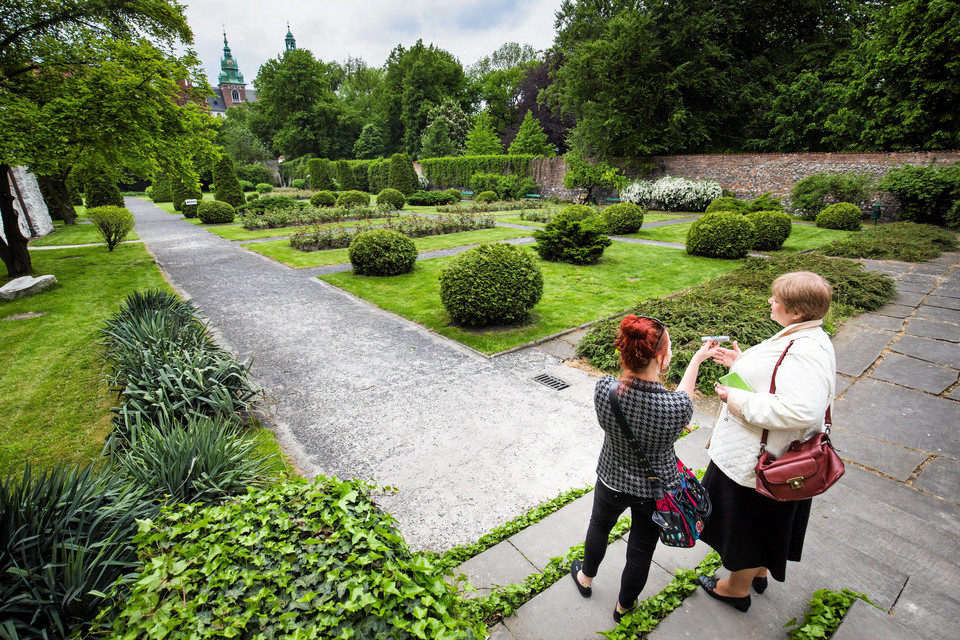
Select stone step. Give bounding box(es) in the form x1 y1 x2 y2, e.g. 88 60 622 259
831 599 923 640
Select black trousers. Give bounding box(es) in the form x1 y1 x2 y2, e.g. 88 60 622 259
581 478 659 607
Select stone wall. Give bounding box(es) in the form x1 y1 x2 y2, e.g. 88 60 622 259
0 168 53 244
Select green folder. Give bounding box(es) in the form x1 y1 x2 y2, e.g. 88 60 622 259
719 372 755 392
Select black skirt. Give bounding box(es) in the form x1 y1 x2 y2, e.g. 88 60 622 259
699 462 812 582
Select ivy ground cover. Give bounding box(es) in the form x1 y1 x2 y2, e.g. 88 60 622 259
321 243 738 353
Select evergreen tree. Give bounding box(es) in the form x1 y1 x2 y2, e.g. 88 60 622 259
308 158 335 190
336 159 356 190
419 118 457 159
508 110 554 156
213 155 244 207
388 153 416 195
353 124 386 159
465 113 504 156
172 172 203 211
84 176 124 209
151 173 173 203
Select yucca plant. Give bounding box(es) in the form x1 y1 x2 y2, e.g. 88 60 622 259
114 415 281 505
0 465 154 639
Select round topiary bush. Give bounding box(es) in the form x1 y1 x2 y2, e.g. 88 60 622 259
816 202 862 231
337 190 371 208
747 210 793 250
602 203 645 234
439 243 543 326
197 200 236 224
532 207 611 264
686 211 756 259
238 180 255 192
476 190 497 203
444 188 462 202
255 183 273 194
557 204 599 222
310 190 337 207
291 178 307 190
246 192 260 202
348 229 418 276
705 197 750 214
377 188 405 211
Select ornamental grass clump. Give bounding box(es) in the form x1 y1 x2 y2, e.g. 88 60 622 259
349 229 418 276
86 205 135 251
686 211 756 259
532 205 611 264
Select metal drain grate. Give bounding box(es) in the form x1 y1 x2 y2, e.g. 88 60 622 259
533 373 570 391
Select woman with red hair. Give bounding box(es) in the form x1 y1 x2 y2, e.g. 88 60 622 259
570 314 718 622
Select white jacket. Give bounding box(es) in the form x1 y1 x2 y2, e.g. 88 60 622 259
708 320 837 488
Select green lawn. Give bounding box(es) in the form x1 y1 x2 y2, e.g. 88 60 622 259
493 212 682 228
243 227 534 268
627 222 693 243
199 218 392 241
320 242 739 353
30 221 139 247
0 243 286 475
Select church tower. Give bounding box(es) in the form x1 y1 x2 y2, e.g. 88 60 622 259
218 31 247 109
285 24 297 52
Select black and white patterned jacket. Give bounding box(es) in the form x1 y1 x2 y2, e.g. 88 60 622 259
594 375 693 498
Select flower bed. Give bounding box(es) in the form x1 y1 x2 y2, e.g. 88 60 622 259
240 205 382 230
436 200 547 214
290 213 494 251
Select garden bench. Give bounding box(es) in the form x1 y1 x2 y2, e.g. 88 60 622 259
524 194 541 199
462 190 474 199
604 197 621 204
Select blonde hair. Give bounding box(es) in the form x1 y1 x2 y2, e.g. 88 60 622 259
771 271 832 321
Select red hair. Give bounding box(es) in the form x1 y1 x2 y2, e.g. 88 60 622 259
615 315 666 379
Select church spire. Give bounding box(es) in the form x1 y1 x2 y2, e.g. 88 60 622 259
285 23 296 52
218 29 245 85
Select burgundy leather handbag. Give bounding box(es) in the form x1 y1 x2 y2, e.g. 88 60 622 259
754 340 845 501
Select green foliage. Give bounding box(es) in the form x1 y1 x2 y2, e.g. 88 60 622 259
336 159 357 190
465 111 505 156
816 203 863 231
235 163 275 187
469 172 502 194
562 152 624 201
348 159 372 192
790 172 876 219
238 179 255 192
818 222 958 262
750 192 784 212
0 464 154 639
439 243 543 326
348 229 419 276
311 190 337 207
577 253 896 392
150 173 173 203
878 163 960 225
291 214 494 251
469 172 537 200
377 188 406 211
476 190 498 203
86 205 135 251
368 158 392 194
444 188 462 202
308 158 335 191
238 194 300 214
686 211 756 259
246 192 259 202
419 155 535 190
354 123 386 159
172 175 202 212
532 206 612 264
291 178 307 189
747 210 793 250
705 197 750 214
197 200 236 224
407 191 459 206
419 116 458 159
255 183 273 194
389 152 416 195
84 175 124 209
336 189 371 208
212 156 245 207
508 110 554 156
785 588 875 640
602 203 645 234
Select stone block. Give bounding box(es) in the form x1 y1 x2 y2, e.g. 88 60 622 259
829 426 928 481
850 312 905 332
835 374 855 397
913 456 960 503
537 340 578 361
831 325 894 377
905 318 959 342
925 295 960 311
508 494 595 572
870 353 958 394
453 540 539 599
0 274 57 301
892 278 936 293
872 303 916 318
831 599 925 640
890 334 960 369
892 290 926 306
916 304 960 323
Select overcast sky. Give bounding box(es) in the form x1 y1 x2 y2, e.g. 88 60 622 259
182 0 563 86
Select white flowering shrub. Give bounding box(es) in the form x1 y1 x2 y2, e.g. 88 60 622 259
649 176 722 212
417 172 430 189
621 180 655 207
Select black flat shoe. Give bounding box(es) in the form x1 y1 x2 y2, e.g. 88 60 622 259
752 576 768 594
613 604 634 624
698 574 751 612
570 560 591 598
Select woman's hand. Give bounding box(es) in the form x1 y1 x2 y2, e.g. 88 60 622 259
711 341 741 368
713 382 730 402
692 339 721 365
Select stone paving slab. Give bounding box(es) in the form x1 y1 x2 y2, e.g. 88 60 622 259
833 378 960 455
890 334 960 369
949 386 960 401
508 494 595 572
455 540 539 599
924 294 960 310
892 278 936 293
836 374 855 397
536 339 577 361
914 456 960 502
871 302 915 318
870 352 959 394
891 579 960 636
849 312 905 332
830 427 928 481
909 263 951 277
860 259 913 277
487 623 514 639
831 325 894 377
891 290 927 306
905 317 959 342
831 599 922 640
917 303 960 323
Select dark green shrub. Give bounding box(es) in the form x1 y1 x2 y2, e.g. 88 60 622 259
377 188 405 211
348 229 418 276
336 159 356 191
212 155 244 207
470 172 502 195
532 207 612 264
439 243 543 326
749 192 783 212
747 210 792 250
791 172 876 219
172 177 202 212
878 163 960 225
407 190 458 206
602 203 645 234
86 205 135 251
144 185 153 199
686 211 756 259
84 176 124 208
476 190 497 203
238 180 255 192
239 194 300 214
816 203 862 231
291 178 307 190
308 158 335 191
236 163 275 187
388 153 416 195
947 200 960 231
818 222 958 262
197 200 236 224
150 173 173 203
337 190 371 208
419 155 536 189
705 197 750 214
255 183 273 194
311 190 337 207
246 192 260 202
368 158 390 194
445 188 462 202
0 464 154 639
350 162 370 193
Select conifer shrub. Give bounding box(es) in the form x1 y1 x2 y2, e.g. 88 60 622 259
84 176 124 209
445 189 462 202
150 173 173 203
256 183 273 194
406 190 458 206
476 190 497 203
212 156 244 207
686 211 755 259
348 229 418 276
388 153 415 195
439 243 543 326
308 158 335 191
368 158 390 194
197 200 236 224
238 180 255 192
172 178 202 212
818 222 957 261
377 188 405 211
238 195 301 214
705 197 750 214
602 203 645 234
336 159 356 191
311 190 337 207
291 178 307 190
86 206 135 251
816 203 863 231
246 193 260 202
747 210 793 250
337 190 371 208
532 206 611 264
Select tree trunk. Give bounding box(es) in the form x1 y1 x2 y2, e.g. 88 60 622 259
0 164 32 277
38 173 77 224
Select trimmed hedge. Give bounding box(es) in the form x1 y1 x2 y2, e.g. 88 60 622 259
407 190 458 206
237 194 301 214
439 243 543 326
747 210 792 250
291 178 307 190
705 197 750 214
255 183 273 194
150 173 173 203
348 229 418 276
212 156 244 208
336 190 371 208
445 189 462 202
84 176 124 209
816 203 862 231
686 211 755 259
197 200 236 224
602 203 645 234
476 190 497 203
310 190 337 207
419 155 536 190
377 188 405 211
308 158 335 191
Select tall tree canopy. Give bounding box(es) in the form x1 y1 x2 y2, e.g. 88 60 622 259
468 42 541 135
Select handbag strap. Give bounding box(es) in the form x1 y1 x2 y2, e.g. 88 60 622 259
607 382 665 497
759 339 832 454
